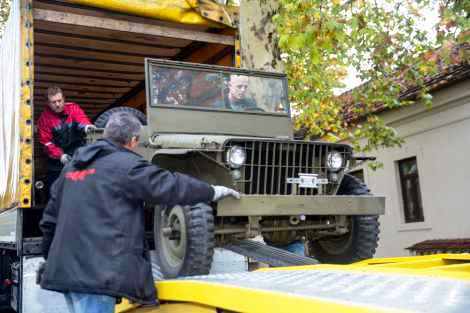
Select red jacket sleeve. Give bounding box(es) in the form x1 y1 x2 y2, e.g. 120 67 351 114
37 113 64 159
69 103 91 129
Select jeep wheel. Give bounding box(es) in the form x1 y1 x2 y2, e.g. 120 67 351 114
94 106 147 128
153 203 215 278
308 174 380 264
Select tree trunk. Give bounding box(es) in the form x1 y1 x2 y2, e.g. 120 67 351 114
239 0 283 72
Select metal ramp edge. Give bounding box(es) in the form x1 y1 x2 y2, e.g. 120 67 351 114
223 239 319 266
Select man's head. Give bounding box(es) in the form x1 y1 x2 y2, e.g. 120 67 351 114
103 112 142 151
228 75 249 101
47 86 65 113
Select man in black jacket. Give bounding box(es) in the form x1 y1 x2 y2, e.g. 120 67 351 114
39 112 239 313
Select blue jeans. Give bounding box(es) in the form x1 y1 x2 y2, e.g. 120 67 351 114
280 240 306 256
64 292 116 313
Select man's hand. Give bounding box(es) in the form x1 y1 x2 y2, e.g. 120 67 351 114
84 124 97 134
60 154 72 165
36 262 46 285
212 185 240 201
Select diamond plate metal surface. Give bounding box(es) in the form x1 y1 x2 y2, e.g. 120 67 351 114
180 269 470 313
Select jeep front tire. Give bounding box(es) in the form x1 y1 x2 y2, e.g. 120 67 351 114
307 174 380 264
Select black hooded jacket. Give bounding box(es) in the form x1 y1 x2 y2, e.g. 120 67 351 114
39 139 214 304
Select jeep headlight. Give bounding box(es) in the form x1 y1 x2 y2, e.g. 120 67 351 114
226 146 246 168
326 151 343 171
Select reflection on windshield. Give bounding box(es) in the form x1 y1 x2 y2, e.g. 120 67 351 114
150 67 288 114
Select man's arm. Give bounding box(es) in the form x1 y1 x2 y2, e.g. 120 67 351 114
69 103 92 130
37 114 63 159
128 159 215 207
39 176 63 259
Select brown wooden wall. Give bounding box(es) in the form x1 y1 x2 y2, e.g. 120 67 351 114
32 0 235 184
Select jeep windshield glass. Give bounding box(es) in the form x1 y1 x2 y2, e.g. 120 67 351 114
149 67 289 114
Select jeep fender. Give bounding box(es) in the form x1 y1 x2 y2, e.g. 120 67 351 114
151 150 233 186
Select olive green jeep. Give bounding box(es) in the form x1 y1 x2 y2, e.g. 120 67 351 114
94 59 385 278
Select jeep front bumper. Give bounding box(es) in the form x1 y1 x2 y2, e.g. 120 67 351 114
217 195 385 216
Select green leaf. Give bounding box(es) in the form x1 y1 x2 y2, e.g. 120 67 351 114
290 34 307 50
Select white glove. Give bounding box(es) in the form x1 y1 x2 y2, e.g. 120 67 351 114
212 185 240 201
84 124 97 134
60 154 72 165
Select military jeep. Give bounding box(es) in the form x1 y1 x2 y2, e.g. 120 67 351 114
94 59 385 278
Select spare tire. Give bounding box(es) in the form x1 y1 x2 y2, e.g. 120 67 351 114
94 106 147 128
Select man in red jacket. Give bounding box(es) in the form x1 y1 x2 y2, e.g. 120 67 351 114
37 86 95 192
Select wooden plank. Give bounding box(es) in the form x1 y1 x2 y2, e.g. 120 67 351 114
35 45 146 65
35 97 114 104
33 8 235 45
35 66 144 81
35 97 113 107
34 81 132 93
34 105 109 113
35 56 144 73
34 19 192 48
36 99 118 107
35 97 115 104
205 46 234 65
34 0 211 32
217 52 233 66
34 31 180 57
35 73 138 87
94 81 146 114
34 109 113 116
185 43 230 64
122 89 146 109
35 88 122 99
173 42 207 62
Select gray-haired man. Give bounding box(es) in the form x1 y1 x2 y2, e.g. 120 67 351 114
38 112 239 313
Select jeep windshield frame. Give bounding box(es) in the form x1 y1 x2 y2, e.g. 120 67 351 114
145 59 293 138
146 59 290 116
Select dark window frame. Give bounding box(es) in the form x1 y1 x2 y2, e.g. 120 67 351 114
398 157 424 223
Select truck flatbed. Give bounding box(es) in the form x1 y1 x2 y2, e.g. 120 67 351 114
117 254 470 313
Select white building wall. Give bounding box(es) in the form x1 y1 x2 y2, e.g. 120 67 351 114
358 79 470 257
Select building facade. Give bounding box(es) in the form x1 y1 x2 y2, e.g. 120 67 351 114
352 77 470 257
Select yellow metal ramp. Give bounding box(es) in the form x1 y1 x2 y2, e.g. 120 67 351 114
117 254 470 313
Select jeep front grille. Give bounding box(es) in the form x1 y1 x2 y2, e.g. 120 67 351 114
225 140 351 195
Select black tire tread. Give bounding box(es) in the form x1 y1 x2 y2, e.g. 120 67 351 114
181 203 215 276
154 203 215 278
309 174 380 264
94 106 147 128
